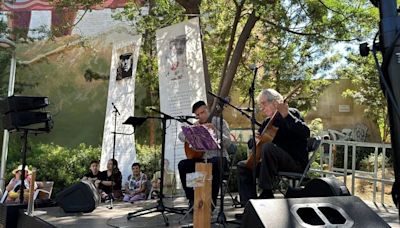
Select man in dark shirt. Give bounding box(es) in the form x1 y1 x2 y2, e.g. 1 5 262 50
82 160 100 183
237 88 310 205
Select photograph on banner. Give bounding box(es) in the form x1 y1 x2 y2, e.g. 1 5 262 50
116 52 134 80
164 35 187 80
100 37 142 180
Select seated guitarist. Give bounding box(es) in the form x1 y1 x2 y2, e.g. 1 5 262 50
178 100 232 210
237 88 310 205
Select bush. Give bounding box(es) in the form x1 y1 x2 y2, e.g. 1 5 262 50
4 143 101 196
360 152 389 172
135 144 161 179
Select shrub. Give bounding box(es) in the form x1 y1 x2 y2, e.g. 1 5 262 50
4 143 101 195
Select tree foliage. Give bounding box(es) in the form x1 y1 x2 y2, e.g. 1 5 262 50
338 53 389 142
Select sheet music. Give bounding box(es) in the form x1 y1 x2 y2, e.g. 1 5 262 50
181 125 220 151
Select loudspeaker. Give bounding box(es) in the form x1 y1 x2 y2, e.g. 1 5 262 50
285 177 350 198
0 96 49 114
242 196 389 228
55 181 100 213
0 204 26 228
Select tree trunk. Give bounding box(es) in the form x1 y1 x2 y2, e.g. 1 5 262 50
218 1 245 93
212 10 259 114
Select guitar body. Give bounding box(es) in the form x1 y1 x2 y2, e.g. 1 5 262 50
184 142 205 159
245 126 277 170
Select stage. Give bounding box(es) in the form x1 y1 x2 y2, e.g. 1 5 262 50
34 195 242 228
24 194 399 228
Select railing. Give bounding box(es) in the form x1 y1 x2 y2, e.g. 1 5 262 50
310 140 395 205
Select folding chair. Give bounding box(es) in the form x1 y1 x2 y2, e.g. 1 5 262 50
276 136 322 194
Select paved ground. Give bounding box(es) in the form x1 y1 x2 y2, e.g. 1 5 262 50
35 194 399 228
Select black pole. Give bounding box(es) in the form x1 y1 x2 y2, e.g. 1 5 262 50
216 101 226 224
109 103 120 209
250 66 258 185
375 0 400 214
159 117 167 202
19 129 28 204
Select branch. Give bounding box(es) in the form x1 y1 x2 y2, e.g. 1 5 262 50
218 10 259 97
19 39 83 66
218 0 245 92
264 19 359 42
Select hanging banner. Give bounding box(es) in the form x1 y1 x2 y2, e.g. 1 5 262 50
100 36 142 179
156 17 207 182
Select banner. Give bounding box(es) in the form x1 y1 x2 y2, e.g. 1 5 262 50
100 36 141 179
156 17 207 184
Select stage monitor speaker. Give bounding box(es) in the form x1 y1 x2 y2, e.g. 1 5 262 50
285 177 350 198
55 181 100 213
242 196 389 228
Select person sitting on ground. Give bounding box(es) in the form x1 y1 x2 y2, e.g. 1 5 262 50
123 163 148 203
151 159 176 198
5 165 37 204
95 158 122 201
82 160 100 185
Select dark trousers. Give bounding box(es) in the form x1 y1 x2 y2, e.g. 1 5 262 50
178 157 227 206
237 143 304 205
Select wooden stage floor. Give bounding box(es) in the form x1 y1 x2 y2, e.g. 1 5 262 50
34 194 399 228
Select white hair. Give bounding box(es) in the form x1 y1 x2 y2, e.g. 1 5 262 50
258 89 283 102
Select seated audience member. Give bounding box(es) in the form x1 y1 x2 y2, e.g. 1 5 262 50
123 163 148 203
95 158 122 201
5 165 37 203
151 159 175 198
82 160 100 184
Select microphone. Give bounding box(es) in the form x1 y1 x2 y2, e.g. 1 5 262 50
249 64 257 71
111 102 121 115
207 91 230 104
239 107 253 112
145 106 157 112
177 115 196 120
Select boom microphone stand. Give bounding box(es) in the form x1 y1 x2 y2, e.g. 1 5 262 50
126 111 186 226
208 92 241 227
249 66 259 191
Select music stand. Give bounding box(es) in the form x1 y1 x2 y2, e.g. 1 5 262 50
124 116 186 226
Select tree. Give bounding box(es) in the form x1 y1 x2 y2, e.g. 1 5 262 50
338 53 389 142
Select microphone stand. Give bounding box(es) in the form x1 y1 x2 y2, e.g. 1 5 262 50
127 110 187 226
107 102 120 209
249 66 258 191
208 92 241 227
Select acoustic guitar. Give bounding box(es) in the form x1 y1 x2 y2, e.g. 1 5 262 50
184 141 205 159
245 85 302 170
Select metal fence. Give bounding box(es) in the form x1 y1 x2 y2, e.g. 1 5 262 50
310 140 395 205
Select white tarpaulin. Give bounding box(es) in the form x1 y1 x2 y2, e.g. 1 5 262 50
156 17 207 183
100 36 142 179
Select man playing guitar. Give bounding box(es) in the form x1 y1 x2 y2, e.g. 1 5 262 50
237 88 310 206
178 100 232 211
